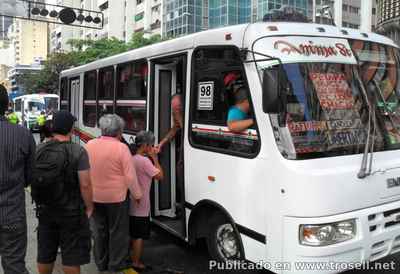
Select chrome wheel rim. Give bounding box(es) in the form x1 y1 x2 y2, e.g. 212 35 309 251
216 223 240 260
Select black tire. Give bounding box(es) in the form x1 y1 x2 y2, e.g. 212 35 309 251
207 212 243 262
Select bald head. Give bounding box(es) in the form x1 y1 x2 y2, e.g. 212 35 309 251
171 94 182 113
0 84 8 115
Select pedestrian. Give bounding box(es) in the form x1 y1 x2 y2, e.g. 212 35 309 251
41 119 54 142
130 131 164 271
7 109 20 125
37 110 47 142
85 114 142 273
0 84 35 274
32 110 94 274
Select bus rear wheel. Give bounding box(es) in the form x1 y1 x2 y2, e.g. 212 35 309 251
207 213 242 262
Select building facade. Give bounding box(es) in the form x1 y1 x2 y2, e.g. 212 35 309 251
7 64 43 94
163 0 203 37
0 16 13 41
49 0 163 52
127 0 162 39
376 0 400 45
164 0 308 37
7 19 48 65
313 0 376 31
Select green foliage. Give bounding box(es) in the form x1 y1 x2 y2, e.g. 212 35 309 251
19 32 164 94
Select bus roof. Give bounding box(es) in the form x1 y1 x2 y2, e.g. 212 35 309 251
61 22 397 78
13 94 59 101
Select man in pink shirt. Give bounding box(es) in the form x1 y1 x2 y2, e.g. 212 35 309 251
85 114 142 273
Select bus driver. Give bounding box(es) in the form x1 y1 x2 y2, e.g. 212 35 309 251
224 72 254 133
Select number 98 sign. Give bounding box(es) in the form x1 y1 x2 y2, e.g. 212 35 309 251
197 81 214 110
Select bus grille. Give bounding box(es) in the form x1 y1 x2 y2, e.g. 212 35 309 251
368 207 400 261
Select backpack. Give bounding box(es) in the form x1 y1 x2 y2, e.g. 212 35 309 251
31 141 80 208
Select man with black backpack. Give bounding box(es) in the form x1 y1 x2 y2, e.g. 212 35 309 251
32 110 94 274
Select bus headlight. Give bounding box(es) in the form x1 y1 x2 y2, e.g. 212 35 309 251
299 219 356 246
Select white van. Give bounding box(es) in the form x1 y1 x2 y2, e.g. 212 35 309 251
13 94 59 130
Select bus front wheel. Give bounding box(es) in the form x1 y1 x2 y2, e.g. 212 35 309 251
207 213 242 262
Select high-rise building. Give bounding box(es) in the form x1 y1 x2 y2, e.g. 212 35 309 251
127 0 162 39
49 0 163 52
376 0 400 45
0 16 13 41
8 19 48 65
163 0 308 38
312 0 376 31
257 0 308 20
164 0 203 37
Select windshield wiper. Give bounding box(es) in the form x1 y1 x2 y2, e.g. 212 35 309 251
356 70 377 179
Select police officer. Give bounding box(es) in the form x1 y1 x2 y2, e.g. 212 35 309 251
7 109 19 125
37 111 47 142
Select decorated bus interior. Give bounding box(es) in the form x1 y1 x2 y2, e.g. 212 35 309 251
267 40 400 160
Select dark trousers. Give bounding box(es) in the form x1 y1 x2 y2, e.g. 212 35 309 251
93 200 131 272
0 218 29 274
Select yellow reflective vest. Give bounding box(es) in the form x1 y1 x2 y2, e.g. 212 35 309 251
37 114 46 126
7 112 19 125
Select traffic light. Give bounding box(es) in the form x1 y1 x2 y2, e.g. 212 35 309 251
0 0 104 30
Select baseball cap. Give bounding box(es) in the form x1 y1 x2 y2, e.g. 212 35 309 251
224 72 240 87
52 110 77 135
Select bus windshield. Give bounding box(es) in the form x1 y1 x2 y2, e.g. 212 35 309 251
45 97 59 112
255 39 400 160
28 101 45 112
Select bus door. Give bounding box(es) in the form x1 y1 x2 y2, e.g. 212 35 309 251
153 64 177 218
69 77 80 144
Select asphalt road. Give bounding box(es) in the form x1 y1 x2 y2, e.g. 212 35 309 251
12 134 399 274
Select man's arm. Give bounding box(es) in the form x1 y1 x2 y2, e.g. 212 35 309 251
78 170 94 218
228 119 254 133
24 132 36 187
159 123 178 150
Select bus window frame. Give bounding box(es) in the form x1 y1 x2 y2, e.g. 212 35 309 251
188 45 261 159
116 59 148 134
83 70 98 128
59 77 70 111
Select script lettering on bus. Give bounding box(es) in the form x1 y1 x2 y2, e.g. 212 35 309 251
274 40 352 58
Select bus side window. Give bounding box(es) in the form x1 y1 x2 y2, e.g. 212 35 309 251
115 60 147 133
98 66 115 122
83 70 97 128
14 99 21 112
189 47 260 156
60 78 69 111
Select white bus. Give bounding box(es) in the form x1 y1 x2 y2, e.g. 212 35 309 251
60 19 400 274
13 93 59 130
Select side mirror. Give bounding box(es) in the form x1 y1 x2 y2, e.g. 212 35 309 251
262 66 282 113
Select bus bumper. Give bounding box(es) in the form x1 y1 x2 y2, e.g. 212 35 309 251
282 200 400 274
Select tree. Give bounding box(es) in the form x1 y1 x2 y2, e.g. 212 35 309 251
19 52 78 94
